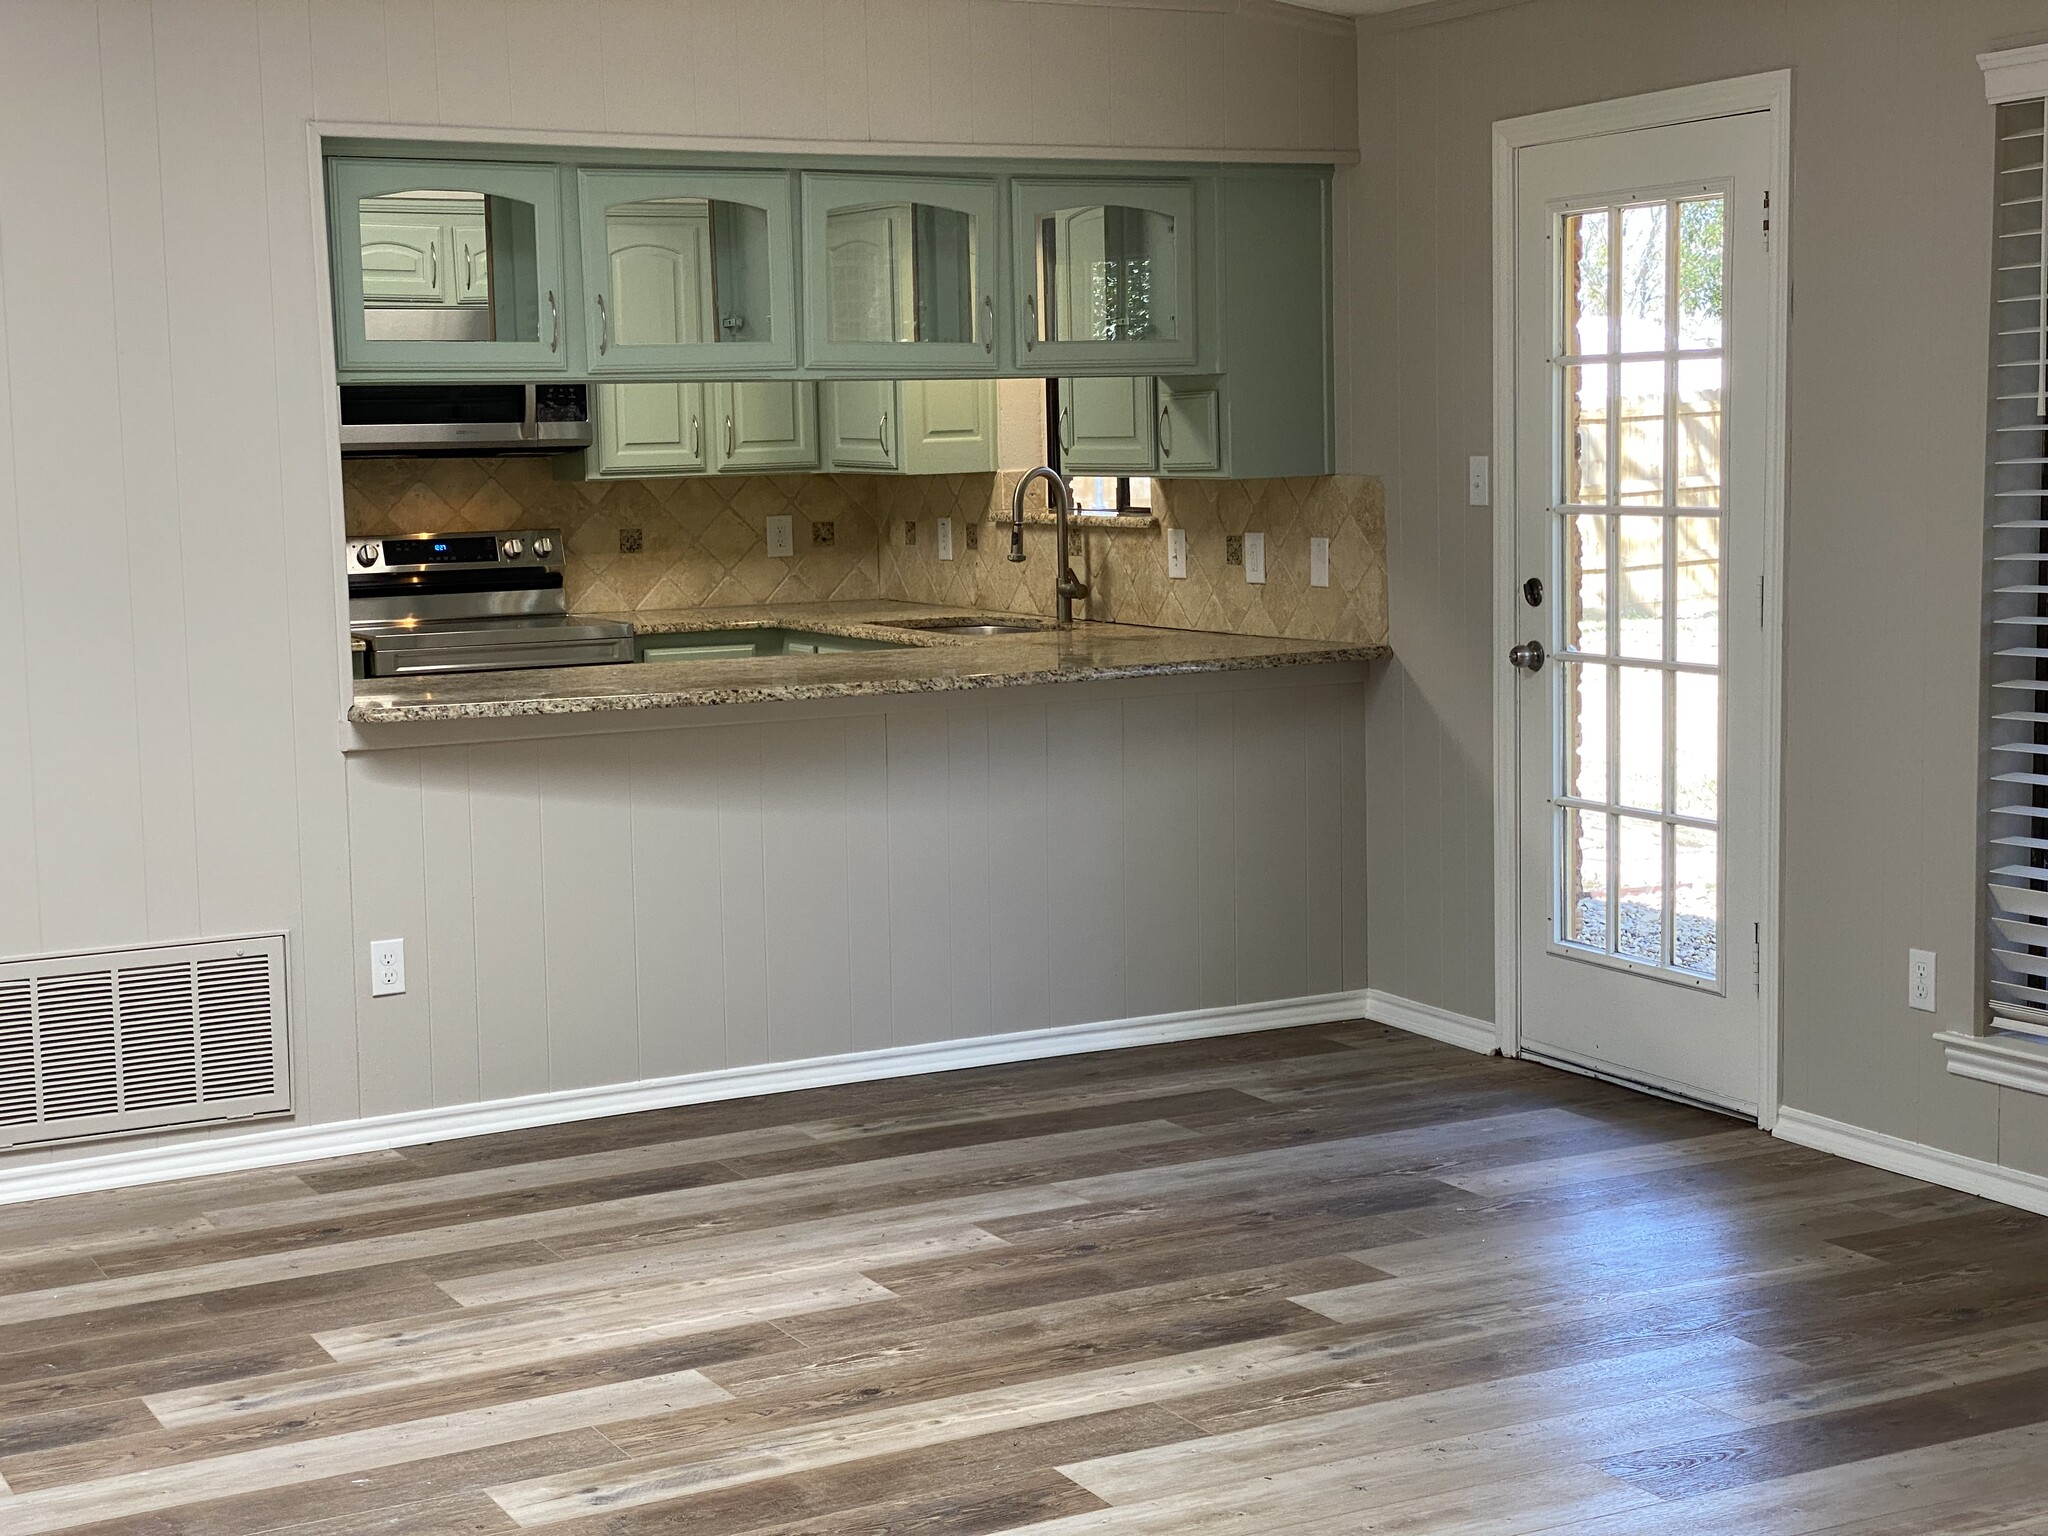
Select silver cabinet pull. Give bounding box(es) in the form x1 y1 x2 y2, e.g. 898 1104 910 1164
1023 293 1037 352
1059 405 1072 453
983 294 995 355
547 290 559 353
464 243 474 291
879 409 889 447
725 414 735 459
428 238 439 291
1159 403 1172 459
595 293 609 356
690 414 701 459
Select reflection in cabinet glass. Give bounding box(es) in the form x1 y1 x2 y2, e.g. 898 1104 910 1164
329 158 567 376
802 174 998 374
1013 180 1198 372
578 170 795 374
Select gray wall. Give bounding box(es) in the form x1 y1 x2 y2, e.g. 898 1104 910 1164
1345 0 2048 1170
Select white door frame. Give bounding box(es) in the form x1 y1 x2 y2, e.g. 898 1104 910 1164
1490 72 1792 1126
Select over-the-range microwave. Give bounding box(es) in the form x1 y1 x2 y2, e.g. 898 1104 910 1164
337 383 592 457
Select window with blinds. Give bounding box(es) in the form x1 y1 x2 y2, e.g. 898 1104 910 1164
1985 95 2048 1040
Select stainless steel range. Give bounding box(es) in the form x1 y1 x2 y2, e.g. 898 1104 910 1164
347 529 634 677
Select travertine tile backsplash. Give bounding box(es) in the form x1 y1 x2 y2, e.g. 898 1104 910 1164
341 459 1387 646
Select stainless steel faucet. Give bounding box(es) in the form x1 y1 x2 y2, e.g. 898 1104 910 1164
1009 465 1090 625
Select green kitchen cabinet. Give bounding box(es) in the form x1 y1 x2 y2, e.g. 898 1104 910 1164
822 380 997 474
1156 376 1222 474
577 169 796 376
329 158 567 376
1012 179 1199 375
577 379 819 479
802 174 1000 375
1056 377 1155 473
710 380 818 472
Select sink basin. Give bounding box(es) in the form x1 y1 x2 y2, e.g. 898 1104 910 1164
637 627 912 662
884 617 1049 637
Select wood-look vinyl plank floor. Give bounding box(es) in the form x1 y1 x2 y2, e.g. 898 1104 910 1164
3 1023 2046 1534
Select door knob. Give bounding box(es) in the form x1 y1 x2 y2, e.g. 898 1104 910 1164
1508 640 1547 672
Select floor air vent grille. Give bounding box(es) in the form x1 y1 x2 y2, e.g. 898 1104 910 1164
0 935 289 1149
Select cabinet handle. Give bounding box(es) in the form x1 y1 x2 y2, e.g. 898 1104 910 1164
982 295 995 355
595 294 609 356
1159 403 1172 459
1059 405 1072 454
464 243 474 291
725 414 735 459
879 409 889 446
547 290 559 353
690 414 701 459
1023 293 1036 353
428 239 439 291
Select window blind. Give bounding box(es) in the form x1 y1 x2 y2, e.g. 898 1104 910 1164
1985 96 2048 1040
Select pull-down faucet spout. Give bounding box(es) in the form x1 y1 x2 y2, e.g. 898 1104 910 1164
1009 465 1090 625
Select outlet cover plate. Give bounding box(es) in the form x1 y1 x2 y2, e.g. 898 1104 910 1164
765 515 794 558
1243 531 1266 585
1167 527 1188 579
370 938 405 997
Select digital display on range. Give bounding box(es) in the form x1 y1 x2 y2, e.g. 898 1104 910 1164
382 535 499 566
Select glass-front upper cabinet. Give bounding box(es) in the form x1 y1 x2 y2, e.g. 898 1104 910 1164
328 159 567 375
576 170 796 375
1012 179 1198 372
801 173 999 374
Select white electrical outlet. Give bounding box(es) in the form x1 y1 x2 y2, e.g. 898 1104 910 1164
1908 948 1936 1013
1469 456 1491 507
370 938 406 997
1309 536 1331 588
765 515 794 559
1167 527 1188 580
937 517 954 561
1243 531 1266 585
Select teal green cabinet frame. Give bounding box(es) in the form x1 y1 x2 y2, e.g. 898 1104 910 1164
800 173 1001 376
576 168 798 377
328 158 568 376
1011 178 1200 375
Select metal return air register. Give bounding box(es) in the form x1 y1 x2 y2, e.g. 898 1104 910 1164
347 529 633 677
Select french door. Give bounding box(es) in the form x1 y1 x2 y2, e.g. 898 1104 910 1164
1509 108 1777 1115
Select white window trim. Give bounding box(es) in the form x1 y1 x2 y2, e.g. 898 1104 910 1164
1489 71 1793 1127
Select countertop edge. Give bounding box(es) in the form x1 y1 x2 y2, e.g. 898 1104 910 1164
348 645 1390 725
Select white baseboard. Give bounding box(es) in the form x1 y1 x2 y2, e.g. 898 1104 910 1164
0 989 1382 1209
1774 1106 2048 1219
1363 989 1501 1055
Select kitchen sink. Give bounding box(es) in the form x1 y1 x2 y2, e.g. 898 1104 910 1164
637 628 912 662
884 617 1050 637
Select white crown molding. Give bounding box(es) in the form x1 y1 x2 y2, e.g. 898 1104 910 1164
1775 1105 2048 1219
1938 1029 2048 1097
1363 989 1500 1054
1983 42 2048 105
0 990 1383 1209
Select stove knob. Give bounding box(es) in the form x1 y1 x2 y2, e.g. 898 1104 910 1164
531 536 555 559
501 537 524 560
355 544 379 567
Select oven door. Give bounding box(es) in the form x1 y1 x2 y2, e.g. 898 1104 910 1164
357 619 634 677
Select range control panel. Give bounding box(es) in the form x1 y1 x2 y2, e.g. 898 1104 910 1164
348 528 564 574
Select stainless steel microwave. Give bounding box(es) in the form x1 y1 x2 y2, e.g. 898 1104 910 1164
337 383 592 457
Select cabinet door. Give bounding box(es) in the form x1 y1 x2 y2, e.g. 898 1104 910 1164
330 159 567 375
899 380 997 475
711 381 819 473
823 380 900 470
1013 179 1199 373
802 174 999 374
1156 376 1222 475
1057 377 1156 473
578 170 796 375
358 205 449 304
593 381 708 476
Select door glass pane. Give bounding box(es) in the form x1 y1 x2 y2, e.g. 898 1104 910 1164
825 202 981 345
1564 364 1610 504
603 197 773 349
1676 198 1725 349
1615 516 1664 659
1617 665 1665 811
1567 514 1609 653
1674 826 1719 978
1616 816 1666 964
1564 209 1611 355
1619 203 1667 352
1566 808 1610 949
1674 670 1719 819
1674 517 1720 665
1617 360 1667 504
1036 205 1180 344
1564 662 1609 801
1676 356 1723 506
360 189 538 343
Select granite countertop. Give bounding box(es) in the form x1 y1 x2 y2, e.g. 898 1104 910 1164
348 601 1388 725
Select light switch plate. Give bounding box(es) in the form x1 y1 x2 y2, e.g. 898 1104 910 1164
1309 536 1330 588
1167 527 1188 580
937 517 954 561
1243 531 1266 585
370 938 405 997
1908 948 1936 1013
1469 456 1491 507
765 515 794 559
